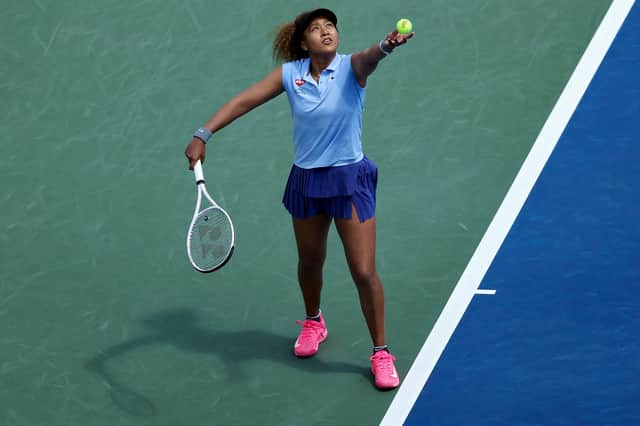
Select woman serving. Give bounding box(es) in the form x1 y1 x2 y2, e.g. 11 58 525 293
185 8 413 389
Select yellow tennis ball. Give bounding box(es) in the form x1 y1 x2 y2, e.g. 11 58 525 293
396 18 413 34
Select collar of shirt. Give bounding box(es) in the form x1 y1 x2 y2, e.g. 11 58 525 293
302 54 341 84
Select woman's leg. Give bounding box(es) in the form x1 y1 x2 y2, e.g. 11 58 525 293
291 213 332 357
335 205 400 389
292 214 332 316
334 205 385 347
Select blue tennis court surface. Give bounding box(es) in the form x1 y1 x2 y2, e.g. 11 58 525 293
396 1 639 425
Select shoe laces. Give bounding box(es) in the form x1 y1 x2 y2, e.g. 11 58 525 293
296 319 323 339
371 351 396 374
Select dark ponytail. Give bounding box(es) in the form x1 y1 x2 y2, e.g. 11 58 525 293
272 21 308 62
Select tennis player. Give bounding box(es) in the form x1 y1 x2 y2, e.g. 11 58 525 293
184 8 413 389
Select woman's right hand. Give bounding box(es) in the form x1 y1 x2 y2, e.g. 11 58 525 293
184 138 206 170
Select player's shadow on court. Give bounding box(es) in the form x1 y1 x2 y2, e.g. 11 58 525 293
85 308 368 417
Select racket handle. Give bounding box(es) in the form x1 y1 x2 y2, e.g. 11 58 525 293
194 160 205 184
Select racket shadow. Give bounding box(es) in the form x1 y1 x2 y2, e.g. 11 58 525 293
85 308 367 417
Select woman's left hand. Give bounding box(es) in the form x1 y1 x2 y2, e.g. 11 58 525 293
382 29 414 51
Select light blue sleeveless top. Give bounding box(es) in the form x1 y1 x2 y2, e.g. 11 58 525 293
282 54 366 169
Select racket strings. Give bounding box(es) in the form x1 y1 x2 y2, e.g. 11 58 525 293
189 207 233 270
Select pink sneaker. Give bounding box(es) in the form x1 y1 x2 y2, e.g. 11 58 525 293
370 350 400 389
294 314 328 357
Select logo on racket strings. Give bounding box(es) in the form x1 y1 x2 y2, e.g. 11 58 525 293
198 225 221 241
201 244 227 259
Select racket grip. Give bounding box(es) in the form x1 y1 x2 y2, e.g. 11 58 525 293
194 160 205 184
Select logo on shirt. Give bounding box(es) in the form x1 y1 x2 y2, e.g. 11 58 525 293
294 78 305 86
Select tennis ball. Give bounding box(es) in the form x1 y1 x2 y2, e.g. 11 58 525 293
396 18 413 34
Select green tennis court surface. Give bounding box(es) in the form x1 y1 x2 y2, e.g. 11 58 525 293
1 1 611 424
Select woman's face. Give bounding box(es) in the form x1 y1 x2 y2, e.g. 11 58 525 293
302 17 338 54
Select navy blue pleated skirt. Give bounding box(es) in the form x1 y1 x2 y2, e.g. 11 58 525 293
282 156 378 222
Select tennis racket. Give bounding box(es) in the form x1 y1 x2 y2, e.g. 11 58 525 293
186 160 235 272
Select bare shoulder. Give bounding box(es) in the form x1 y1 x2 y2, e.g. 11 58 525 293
252 66 284 97
350 51 369 88
263 66 283 86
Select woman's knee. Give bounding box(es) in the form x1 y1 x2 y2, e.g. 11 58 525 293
350 266 379 288
298 249 326 270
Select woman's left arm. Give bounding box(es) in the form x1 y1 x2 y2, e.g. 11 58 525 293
351 30 414 87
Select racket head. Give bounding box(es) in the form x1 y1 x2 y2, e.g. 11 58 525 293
187 205 235 273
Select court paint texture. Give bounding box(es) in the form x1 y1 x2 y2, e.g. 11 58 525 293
1 1 631 425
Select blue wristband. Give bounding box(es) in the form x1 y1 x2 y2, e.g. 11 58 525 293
379 39 393 56
193 127 212 144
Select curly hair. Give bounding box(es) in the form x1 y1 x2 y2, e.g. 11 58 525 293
272 21 308 63
273 9 339 63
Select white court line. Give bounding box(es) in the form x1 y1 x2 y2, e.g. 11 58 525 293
380 1 635 424
475 289 496 295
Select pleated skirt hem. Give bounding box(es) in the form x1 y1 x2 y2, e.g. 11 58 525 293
282 156 378 222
